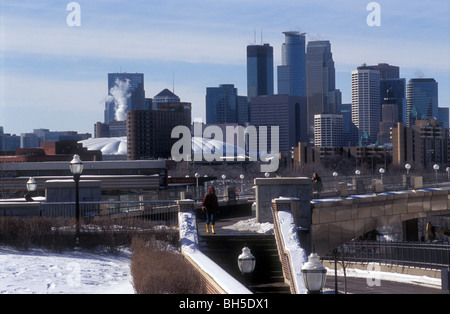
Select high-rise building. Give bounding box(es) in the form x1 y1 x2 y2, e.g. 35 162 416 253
406 78 438 126
104 73 145 123
206 84 249 124
250 94 307 153
392 120 449 169
351 66 381 145
127 100 191 160
306 40 340 140
277 31 306 97
314 114 343 147
247 44 274 100
438 107 449 128
380 78 406 123
362 63 400 79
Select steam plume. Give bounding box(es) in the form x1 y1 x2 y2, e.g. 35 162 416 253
106 78 131 121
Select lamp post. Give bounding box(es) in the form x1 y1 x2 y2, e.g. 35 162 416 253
301 253 327 294
447 167 450 181
433 164 439 187
379 168 385 182
405 163 411 189
25 177 37 202
333 172 338 194
69 154 83 244
195 173 200 201
240 174 244 198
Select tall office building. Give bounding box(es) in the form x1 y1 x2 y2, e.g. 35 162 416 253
380 78 406 123
306 40 340 140
127 101 191 160
362 63 399 79
104 73 145 123
277 31 306 97
247 43 274 99
250 94 307 153
206 84 249 124
351 66 381 145
406 78 438 126
314 114 343 147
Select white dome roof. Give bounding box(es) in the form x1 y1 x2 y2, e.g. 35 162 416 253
79 137 127 155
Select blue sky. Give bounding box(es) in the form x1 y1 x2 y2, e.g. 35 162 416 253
1 0 449 135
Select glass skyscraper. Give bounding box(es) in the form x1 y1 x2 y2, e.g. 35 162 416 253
206 84 248 124
306 40 338 139
104 73 145 123
406 78 438 126
247 43 274 100
277 31 306 97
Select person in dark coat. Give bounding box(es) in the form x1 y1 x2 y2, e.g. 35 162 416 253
311 172 323 198
202 186 219 234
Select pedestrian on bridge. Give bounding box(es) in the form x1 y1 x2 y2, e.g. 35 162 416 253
202 186 219 234
312 172 323 198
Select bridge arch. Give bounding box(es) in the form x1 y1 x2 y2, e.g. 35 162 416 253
311 188 450 256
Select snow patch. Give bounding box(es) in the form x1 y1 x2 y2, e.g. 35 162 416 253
222 218 273 234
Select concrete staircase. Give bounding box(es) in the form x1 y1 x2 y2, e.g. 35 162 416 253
198 233 290 294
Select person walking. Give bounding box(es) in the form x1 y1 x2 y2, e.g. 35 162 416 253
311 172 323 198
202 186 219 234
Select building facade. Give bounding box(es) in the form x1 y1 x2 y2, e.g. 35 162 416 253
306 40 340 141
277 31 306 97
314 114 343 147
392 120 449 169
247 43 274 99
127 102 191 160
104 73 146 123
206 84 249 124
351 66 381 145
250 94 307 153
406 78 438 126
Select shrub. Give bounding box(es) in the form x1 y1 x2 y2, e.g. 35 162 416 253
130 237 203 294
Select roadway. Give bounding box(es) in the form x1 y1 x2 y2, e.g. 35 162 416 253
324 274 447 294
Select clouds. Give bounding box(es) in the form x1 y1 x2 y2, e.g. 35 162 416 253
0 0 449 135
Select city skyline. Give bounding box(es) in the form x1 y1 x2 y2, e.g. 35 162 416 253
0 0 449 135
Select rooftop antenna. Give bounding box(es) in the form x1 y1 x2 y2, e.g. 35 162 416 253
261 29 263 44
172 72 175 94
254 28 256 44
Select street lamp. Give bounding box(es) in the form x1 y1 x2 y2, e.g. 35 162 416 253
240 174 245 198
238 246 256 274
405 163 412 189
433 164 439 187
405 163 411 175
379 168 385 182
301 253 327 294
25 177 37 202
69 154 83 244
446 167 450 181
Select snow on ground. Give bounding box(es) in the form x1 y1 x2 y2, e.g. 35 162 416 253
0 247 134 294
222 217 274 234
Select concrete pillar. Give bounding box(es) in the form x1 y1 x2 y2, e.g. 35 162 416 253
254 177 311 223
177 199 195 213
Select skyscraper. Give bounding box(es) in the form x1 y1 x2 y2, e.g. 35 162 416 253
250 94 307 153
277 31 306 97
351 66 381 145
314 114 343 147
306 40 339 139
104 73 145 123
206 84 249 124
247 43 274 99
406 78 438 126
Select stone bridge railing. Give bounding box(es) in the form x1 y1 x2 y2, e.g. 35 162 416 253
311 188 450 256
